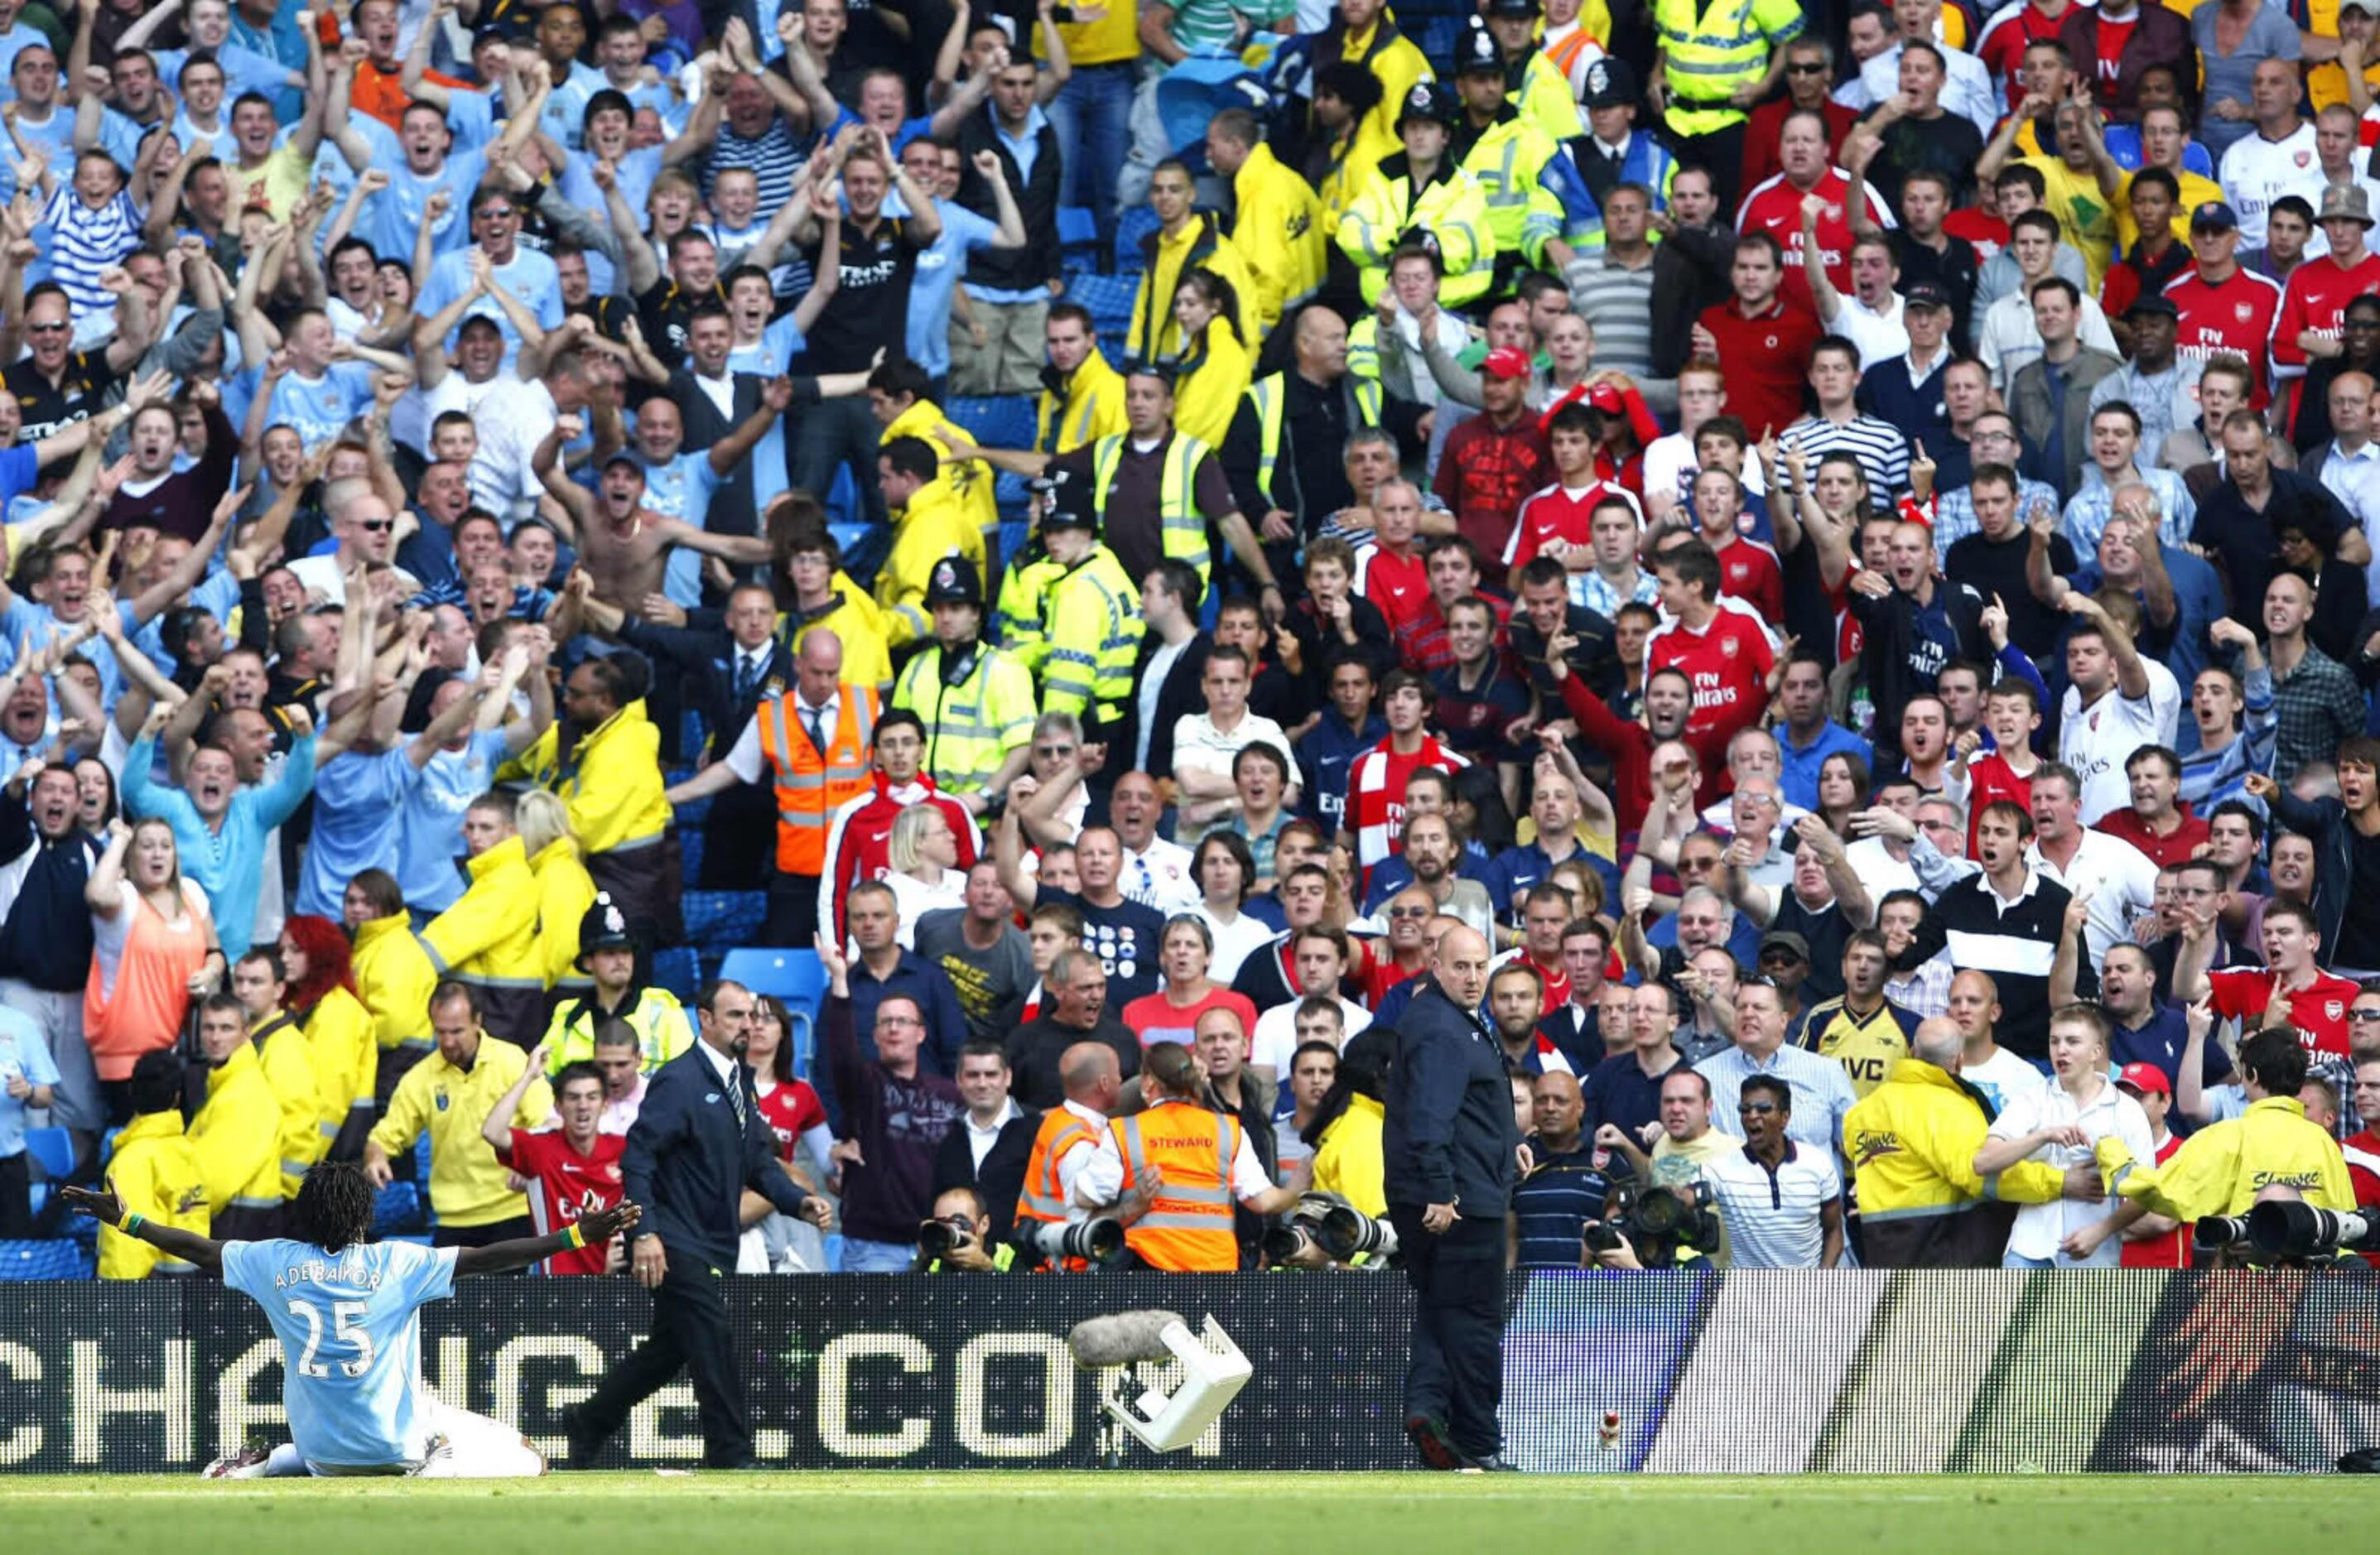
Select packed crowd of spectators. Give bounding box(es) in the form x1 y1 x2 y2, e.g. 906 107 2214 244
0 0 2376 1280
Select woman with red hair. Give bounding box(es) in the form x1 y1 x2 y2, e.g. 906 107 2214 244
279 915 379 1160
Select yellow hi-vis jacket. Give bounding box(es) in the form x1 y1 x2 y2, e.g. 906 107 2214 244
191 1042 282 1220
1239 371 1384 517
1506 49 1588 145
892 639 1039 796
1032 543 1142 728
876 474 988 647
1845 1059 2067 1221
98 1110 204 1278
1171 320 1255 453
1458 109 1563 262
1654 0 1804 136
1337 155 1496 309
499 700 671 859
421 835 542 997
301 985 378 1145
1086 429 1219 590
1128 211 1258 363
2097 1095 2357 1220
1333 18 1433 185
1035 349 1130 455
528 835 599 991
352 911 438 1054
995 539 1066 663
252 1015 323 1199
884 397 1000 553
774 581 894 693
1229 142 1326 339
369 1039 552 1228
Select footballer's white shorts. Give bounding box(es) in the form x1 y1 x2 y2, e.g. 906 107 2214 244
234 1399 547 1480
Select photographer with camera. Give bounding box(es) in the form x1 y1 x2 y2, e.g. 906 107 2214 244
1587 1070 1735 1267
914 1186 1017 1273
1384 925 1520 1473
2086 1026 2357 1238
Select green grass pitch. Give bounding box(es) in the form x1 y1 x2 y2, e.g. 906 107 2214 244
0 1473 2368 1553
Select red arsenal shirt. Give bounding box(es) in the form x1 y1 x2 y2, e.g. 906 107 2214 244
1698 293 1825 441
1356 542 1431 640
2272 251 2380 368
1643 605 1775 748
2206 966 2360 1058
2165 264 2285 407
1710 534 1785 622
1505 479 1641 573
1737 167 1895 311
500 1128 628 1275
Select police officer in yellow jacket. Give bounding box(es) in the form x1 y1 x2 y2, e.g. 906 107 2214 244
893 557 1039 804
1843 1021 2094 1269
1449 22 1563 292
1482 0 1587 144
540 898 697 1073
874 436 989 648
1205 108 1327 342
1022 469 1143 738
2090 1028 2357 1234
1338 81 1496 311
1651 0 1802 211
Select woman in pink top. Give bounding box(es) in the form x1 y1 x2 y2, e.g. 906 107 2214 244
84 816 223 1120
1120 917 1260 1052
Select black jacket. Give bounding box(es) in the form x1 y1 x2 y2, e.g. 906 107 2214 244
667 367 768 541
1003 1013 1140 1112
956 107 1061 293
0 796 100 992
932 1106 1040 1244
1382 980 1520 1215
617 619 793 758
1650 219 1737 378
1849 577 1987 766
1116 628 1210 783
620 1044 814 1268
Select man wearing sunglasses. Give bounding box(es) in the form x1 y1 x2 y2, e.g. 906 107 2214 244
1703 1072 1844 1267
285 480 420 606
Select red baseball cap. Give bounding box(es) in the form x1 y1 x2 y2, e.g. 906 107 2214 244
1481 345 1534 380
1585 383 1626 414
2115 1062 2170 1096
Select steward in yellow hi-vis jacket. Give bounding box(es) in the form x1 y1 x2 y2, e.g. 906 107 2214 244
1844 1054 2071 1268
1337 81 1496 310
2098 1097 2354 1220
189 1012 282 1240
874 436 989 648
1033 316 1130 455
419 820 543 1052
98 1057 205 1278
1128 188 1257 364
1207 113 1327 340
1024 471 1143 736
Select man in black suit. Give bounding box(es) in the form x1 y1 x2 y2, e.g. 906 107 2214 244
1382 925 1520 1472
565 980 832 1471
586 581 791 889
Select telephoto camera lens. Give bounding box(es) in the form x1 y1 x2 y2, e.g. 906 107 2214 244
1033 1216 1127 1266
1318 1204 1399 1261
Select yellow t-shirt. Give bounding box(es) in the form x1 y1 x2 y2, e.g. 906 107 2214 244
1802 996 1922 1098
224 143 314 224
2309 58 2380 113
2025 155 2117 289
2115 166 2227 253
369 1039 552 1227
1054 0 1139 67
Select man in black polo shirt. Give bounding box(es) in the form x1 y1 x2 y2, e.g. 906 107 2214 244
6 282 152 467
1509 1071 1624 1267
788 127 941 537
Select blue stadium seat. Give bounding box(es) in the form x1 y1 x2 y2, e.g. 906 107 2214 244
1070 271 1138 335
825 464 859 523
718 949 826 1075
23 1126 70 1220
653 946 701 1002
946 394 1037 451
995 473 1032 520
372 1182 425 1236
1114 205 1159 272
1057 205 1097 250
678 826 706 884
683 889 766 952
0 1239 92 1279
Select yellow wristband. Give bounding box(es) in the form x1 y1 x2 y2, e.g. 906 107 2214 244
565 1222 586 1250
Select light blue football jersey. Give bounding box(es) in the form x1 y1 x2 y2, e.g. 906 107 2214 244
219 1239 460 1469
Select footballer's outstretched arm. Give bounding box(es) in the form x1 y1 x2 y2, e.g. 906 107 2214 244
452 1200 644 1278
61 1182 224 1274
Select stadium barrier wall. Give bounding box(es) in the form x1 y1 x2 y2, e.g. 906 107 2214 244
0 1270 2372 1472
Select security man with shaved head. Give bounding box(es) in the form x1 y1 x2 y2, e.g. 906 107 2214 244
1383 924 1521 1471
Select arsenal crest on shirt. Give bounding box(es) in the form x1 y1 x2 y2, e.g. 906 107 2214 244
2235 302 2254 322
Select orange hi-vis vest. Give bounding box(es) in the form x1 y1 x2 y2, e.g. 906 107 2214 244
756 684 879 875
1018 1106 1104 1271
1113 1100 1242 1273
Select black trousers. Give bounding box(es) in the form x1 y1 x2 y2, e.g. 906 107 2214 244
761 873 821 947
1662 119 1749 216
433 1215 537 1254
581 1255 753 1467
1389 1204 1507 1462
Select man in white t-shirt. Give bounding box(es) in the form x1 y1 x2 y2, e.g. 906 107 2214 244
1944 969 2047 1117
1247 927 1371 1078
1978 1005 2153 1268
2218 58 2325 251
2050 589 2172 823
1170 646 1298 849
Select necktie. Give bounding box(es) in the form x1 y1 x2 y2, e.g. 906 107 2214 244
734 653 759 703
806 704 829 754
727 1066 749 1133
